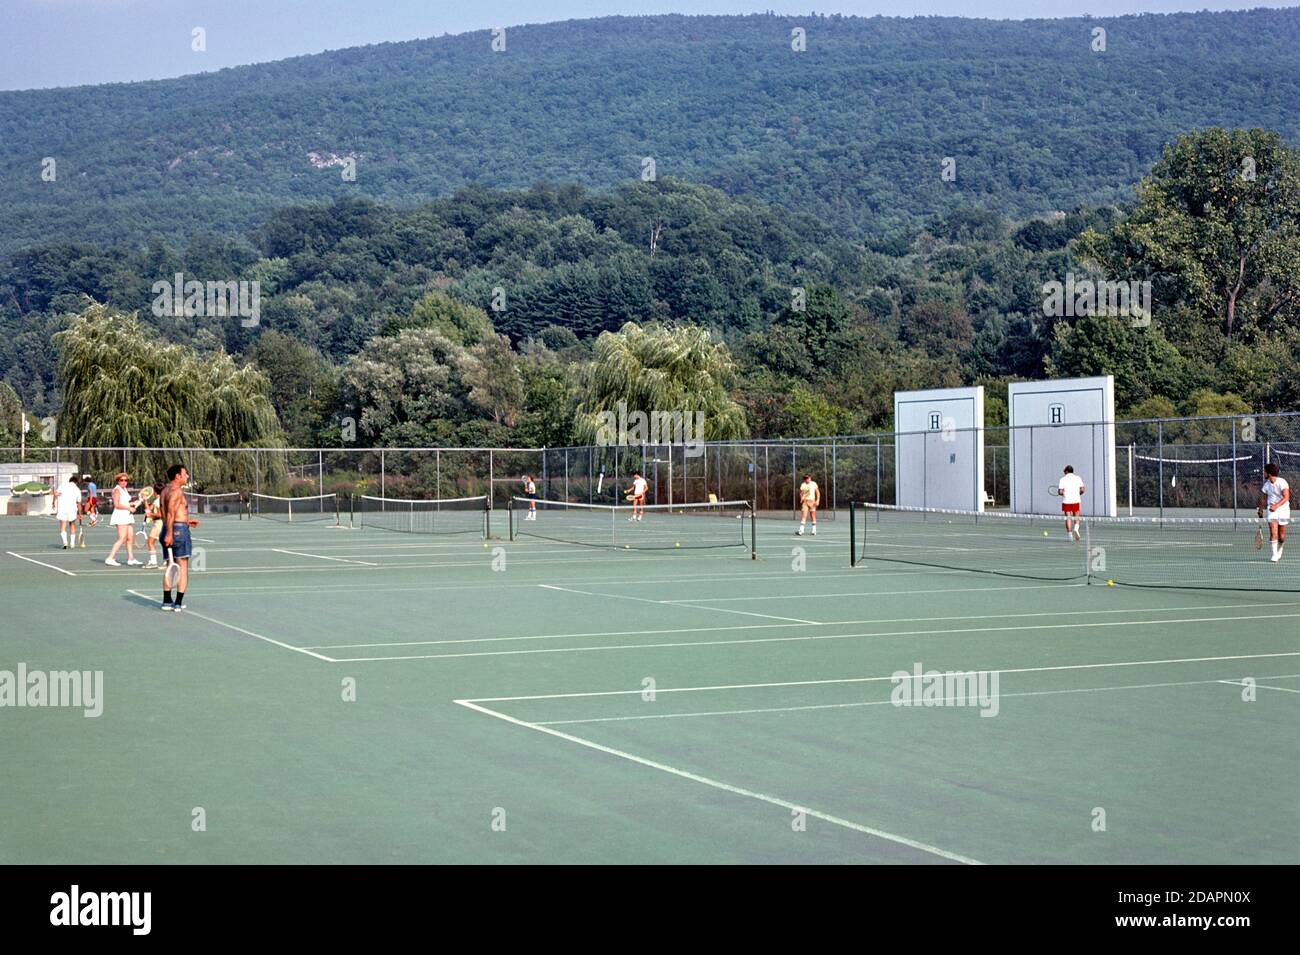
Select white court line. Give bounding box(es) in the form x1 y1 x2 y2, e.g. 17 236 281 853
303 599 1295 650
329 613 1300 662
125 589 337 662
466 655 1300 704
169 566 990 596
272 548 378 566
5 551 77 576
1218 678 1300 694
532 674 1300 725
454 698 981 865
538 583 822 625
667 582 1084 603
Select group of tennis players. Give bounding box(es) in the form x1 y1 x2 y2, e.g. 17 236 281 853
52 465 198 610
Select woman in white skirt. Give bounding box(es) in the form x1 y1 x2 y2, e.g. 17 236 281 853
105 472 143 566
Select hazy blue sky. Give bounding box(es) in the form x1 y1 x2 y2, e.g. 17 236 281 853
2 0 1296 91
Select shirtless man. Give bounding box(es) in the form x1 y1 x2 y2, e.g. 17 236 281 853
159 464 197 611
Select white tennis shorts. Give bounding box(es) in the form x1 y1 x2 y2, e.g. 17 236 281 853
110 508 134 527
1267 504 1291 526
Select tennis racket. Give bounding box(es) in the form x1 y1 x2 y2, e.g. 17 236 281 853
625 493 635 502
163 557 181 589
1046 485 1061 496
1255 507 1267 550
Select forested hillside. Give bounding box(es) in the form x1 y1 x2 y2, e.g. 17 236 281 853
1 10 1298 254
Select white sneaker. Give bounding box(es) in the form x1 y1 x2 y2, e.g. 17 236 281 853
104 558 120 566
127 559 142 566
1072 528 1081 541
796 527 804 536
811 527 817 535
146 559 158 567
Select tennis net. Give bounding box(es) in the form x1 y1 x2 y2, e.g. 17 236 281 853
511 497 755 555
353 494 490 537
850 501 1296 592
248 492 339 524
183 491 245 516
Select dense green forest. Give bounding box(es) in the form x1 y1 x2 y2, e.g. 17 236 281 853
3 125 1297 451
1 10 1299 254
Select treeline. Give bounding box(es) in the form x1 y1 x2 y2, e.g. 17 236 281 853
2 128 1298 452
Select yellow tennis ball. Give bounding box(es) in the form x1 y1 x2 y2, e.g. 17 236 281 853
675 542 680 548
1107 580 1115 587
624 544 630 550
1042 530 1048 537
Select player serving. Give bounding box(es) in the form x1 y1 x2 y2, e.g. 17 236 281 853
625 471 648 521
1258 462 1290 563
797 473 820 536
1056 465 1085 540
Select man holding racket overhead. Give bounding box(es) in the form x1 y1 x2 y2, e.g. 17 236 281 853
1258 462 1289 563
159 464 198 612
1056 465 1085 541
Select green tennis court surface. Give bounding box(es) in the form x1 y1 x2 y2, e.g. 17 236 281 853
2 509 1296 864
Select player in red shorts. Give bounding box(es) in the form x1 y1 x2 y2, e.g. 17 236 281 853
1056 465 1085 541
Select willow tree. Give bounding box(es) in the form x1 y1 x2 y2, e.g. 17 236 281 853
53 303 283 487
574 322 747 448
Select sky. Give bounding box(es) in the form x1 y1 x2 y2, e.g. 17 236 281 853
2 0 1296 91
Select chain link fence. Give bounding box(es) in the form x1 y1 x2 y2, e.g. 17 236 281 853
4 412 1297 519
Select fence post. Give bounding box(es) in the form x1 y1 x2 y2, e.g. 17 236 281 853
380 450 386 499
831 439 837 514
1157 421 1164 519
876 435 881 505
1231 420 1238 517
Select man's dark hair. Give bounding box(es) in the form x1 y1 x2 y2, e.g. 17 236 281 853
153 481 164 493
166 464 185 481
1063 465 1074 474
1265 462 1280 477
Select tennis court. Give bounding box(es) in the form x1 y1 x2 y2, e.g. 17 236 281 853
2 496 1297 864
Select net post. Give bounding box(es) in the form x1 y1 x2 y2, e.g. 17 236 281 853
508 497 515 542
1084 516 1092 584
850 501 857 567
750 502 757 560
483 495 491 540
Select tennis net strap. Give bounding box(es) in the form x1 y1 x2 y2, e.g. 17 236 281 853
850 501 1296 592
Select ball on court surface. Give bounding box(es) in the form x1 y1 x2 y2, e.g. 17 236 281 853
1107 580 1115 587
675 542 680 548
1042 530 1048 537
624 545 630 550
